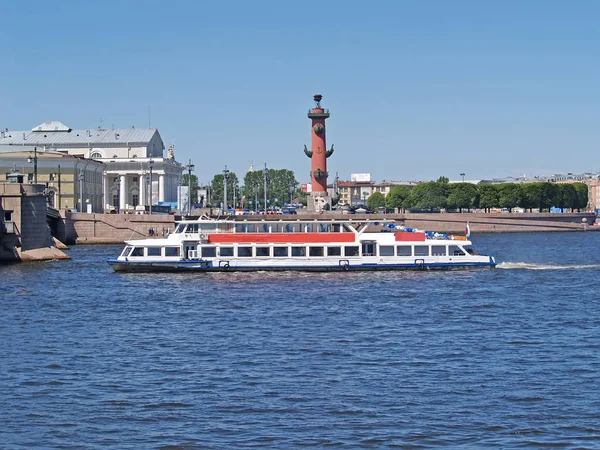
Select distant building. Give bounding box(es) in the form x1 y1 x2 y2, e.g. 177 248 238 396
335 179 418 206
0 146 104 212
0 122 183 212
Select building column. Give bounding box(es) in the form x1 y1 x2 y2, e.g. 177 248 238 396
159 174 165 203
139 175 146 207
103 174 109 211
119 174 127 211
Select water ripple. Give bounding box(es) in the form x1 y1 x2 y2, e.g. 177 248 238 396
2 234 600 447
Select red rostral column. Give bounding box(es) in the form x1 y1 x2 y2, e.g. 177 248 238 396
304 94 334 193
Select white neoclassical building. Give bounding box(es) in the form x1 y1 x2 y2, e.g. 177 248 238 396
0 121 183 212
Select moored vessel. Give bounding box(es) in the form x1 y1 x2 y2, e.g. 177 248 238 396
107 216 496 272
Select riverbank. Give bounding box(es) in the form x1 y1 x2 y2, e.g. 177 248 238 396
56 211 596 245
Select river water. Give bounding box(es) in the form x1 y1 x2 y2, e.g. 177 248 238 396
1 232 600 448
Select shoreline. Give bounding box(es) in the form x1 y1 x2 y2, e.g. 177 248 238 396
60 211 597 245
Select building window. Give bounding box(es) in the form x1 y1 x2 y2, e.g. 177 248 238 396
27 173 33 182
91 152 103 159
49 173 55 181
132 194 139 205
133 177 138 182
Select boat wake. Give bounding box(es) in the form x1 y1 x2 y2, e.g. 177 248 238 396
497 262 600 270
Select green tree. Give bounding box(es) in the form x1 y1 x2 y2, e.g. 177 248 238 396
523 182 557 212
367 191 386 210
497 183 523 212
182 174 199 202
242 170 262 210
210 172 239 208
573 182 589 211
437 176 449 183
405 182 448 210
266 169 298 206
555 184 577 212
446 183 479 212
385 185 411 211
520 183 536 212
477 185 500 212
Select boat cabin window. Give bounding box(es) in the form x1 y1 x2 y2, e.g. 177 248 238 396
414 246 429 257
175 224 186 233
131 247 144 257
256 246 270 257
464 246 478 255
219 247 234 257
345 246 359 257
449 245 465 256
273 246 288 257
238 246 253 257
397 245 412 256
165 247 180 257
327 246 341 256
432 245 446 256
362 243 375 256
332 223 342 233
121 246 133 257
379 245 394 257
186 224 199 233
201 247 216 258
147 247 161 257
309 246 324 257
291 246 306 257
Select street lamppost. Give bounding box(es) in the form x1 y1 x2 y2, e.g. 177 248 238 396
186 159 195 216
460 173 465 182
27 146 38 184
57 164 62 209
223 165 230 214
263 162 268 214
148 159 154 214
79 172 84 212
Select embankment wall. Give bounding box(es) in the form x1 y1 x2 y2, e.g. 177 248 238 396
59 211 596 245
58 213 175 245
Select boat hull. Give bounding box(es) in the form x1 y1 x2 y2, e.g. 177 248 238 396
107 258 496 273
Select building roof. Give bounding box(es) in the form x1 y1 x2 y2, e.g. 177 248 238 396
31 121 71 132
0 145 87 159
1 125 161 147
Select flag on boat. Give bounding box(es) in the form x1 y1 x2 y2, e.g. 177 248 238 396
465 222 471 238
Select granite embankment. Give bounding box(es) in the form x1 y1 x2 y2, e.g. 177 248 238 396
58 211 596 245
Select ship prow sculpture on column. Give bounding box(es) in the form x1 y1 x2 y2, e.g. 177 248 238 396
304 94 335 213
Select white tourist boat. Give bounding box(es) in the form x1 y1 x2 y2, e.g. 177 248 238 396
107 216 496 272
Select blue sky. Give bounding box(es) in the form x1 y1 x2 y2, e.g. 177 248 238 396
2 1 599 184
